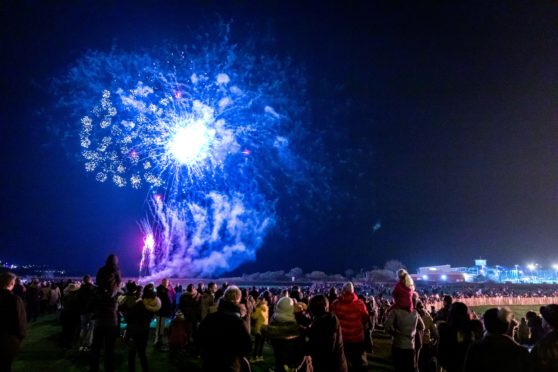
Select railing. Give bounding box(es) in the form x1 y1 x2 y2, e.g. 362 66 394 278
428 296 558 310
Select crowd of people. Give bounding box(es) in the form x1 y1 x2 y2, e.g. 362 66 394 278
2 259 558 372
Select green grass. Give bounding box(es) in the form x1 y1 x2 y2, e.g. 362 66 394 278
470 305 540 320
13 315 395 371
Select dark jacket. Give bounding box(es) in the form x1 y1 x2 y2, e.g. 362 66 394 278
0 289 27 358
198 300 252 372
75 282 96 314
308 312 348 372
464 333 531 372
263 318 307 371
532 330 558 372
156 285 173 318
96 265 121 298
437 321 476 372
126 298 161 336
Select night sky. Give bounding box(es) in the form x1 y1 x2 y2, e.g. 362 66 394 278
2 0 558 277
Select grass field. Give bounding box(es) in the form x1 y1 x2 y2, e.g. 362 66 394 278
13 315 395 372
470 305 540 320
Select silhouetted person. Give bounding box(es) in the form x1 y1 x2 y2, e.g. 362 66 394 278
0 272 27 372
90 254 122 372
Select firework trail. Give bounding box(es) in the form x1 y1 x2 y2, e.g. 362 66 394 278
56 25 326 278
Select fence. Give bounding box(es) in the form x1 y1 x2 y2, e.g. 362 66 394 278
430 296 558 310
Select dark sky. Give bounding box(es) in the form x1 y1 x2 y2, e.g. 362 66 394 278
2 0 558 277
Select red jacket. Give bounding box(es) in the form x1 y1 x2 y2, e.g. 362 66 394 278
331 292 368 343
392 281 414 312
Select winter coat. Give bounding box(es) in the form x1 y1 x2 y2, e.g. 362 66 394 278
437 320 476 372
308 312 348 372
263 318 307 371
251 301 269 334
75 282 96 314
200 291 217 321
92 289 119 327
156 285 173 318
126 297 161 336
330 292 369 343
96 265 121 298
198 300 252 372
0 289 26 361
531 330 558 372
464 333 531 372
392 281 414 312
179 290 201 323
384 308 425 350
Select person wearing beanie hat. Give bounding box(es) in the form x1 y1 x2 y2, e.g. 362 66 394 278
532 304 558 372
331 281 370 372
198 285 252 372
263 296 308 371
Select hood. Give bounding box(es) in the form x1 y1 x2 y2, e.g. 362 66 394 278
143 297 161 313
340 292 358 303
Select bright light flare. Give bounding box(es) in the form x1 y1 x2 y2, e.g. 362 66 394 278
527 263 536 271
168 121 213 165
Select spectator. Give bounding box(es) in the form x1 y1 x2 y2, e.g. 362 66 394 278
434 295 452 322
76 275 96 351
416 300 437 372
198 285 252 372
437 302 478 372
0 272 27 372
250 294 269 362
464 307 531 372
308 294 348 372
391 269 415 312
331 282 369 372
178 283 201 346
155 278 172 350
26 278 41 322
90 254 122 372
60 282 81 349
384 299 425 372
200 282 217 321
263 296 308 372
526 310 546 345
48 282 61 313
531 304 558 372
125 283 161 372
517 317 530 345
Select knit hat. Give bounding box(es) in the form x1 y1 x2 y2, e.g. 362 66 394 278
540 304 558 330
342 282 354 294
273 296 296 322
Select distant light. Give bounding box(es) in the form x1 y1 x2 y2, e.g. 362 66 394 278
441 274 448 281
422 275 428 280
552 264 558 271
428 267 437 271
527 263 536 271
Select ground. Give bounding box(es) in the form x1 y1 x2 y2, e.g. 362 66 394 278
12 305 534 371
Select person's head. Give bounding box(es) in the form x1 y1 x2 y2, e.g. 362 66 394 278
126 281 137 294
161 278 169 288
105 254 119 268
483 308 510 335
83 275 91 284
274 296 296 322
309 294 329 317
208 282 217 293
0 272 17 291
443 295 453 308
223 285 242 304
186 283 195 293
142 284 156 299
342 281 354 294
540 305 558 331
448 302 470 328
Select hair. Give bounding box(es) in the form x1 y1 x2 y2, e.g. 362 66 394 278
142 283 156 299
397 269 414 289
342 281 354 293
82 275 92 284
223 285 242 304
105 254 119 268
309 294 329 317
483 308 509 334
0 272 16 289
448 302 471 330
